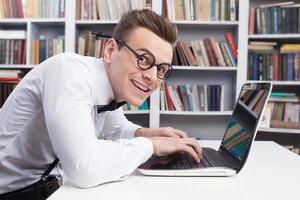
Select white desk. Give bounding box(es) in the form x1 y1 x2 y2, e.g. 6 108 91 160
49 141 300 200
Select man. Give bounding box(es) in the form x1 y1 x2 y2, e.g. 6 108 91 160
0 10 202 199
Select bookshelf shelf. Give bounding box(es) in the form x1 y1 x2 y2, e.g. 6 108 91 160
76 20 119 25
124 110 150 115
249 34 300 40
172 20 239 26
247 80 300 86
258 128 300 135
0 19 65 23
160 111 233 116
173 66 237 71
0 19 28 24
0 65 34 69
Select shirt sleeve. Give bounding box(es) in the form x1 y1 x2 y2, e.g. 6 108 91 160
42 53 153 188
101 108 141 140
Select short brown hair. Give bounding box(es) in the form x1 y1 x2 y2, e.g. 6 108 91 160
112 9 178 47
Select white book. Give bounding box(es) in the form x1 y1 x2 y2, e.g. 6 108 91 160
191 41 204 66
92 0 98 20
172 85 184 111
0 30 26 39
183 0 190 20
168 86 182 111
260 1 294 8
152 0 163 14
199 40 210 66
230 0 236 21
0 70 20 78
168 0 175 20
189 0 195 20
220 85 224 111
191 84 200 111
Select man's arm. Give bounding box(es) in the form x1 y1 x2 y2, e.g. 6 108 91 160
42 54 153 188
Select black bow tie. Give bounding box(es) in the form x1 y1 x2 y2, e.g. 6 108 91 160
97 100 126 113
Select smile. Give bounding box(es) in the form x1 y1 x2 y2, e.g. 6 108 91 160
131 80 150 92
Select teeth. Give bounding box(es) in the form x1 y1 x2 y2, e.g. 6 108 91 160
132 80 149 92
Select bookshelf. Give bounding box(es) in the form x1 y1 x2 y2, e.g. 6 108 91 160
247 0 300 153
0 0 299 148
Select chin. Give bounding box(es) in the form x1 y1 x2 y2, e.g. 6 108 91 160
127 97 146 107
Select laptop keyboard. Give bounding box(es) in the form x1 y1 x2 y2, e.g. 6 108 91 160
171 151 212 169
170 148 238 170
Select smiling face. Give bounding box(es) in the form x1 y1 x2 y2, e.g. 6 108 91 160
103 27 173 107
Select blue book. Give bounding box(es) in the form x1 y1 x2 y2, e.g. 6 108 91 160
287 53 294 81
210 0 216 21
252 53 259 80
272 7 278 34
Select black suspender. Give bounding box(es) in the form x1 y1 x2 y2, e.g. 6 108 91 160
41 158 60 180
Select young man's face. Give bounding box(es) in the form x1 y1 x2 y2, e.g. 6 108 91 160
104 27 173 107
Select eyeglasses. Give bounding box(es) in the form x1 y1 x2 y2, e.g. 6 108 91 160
96 33 173 80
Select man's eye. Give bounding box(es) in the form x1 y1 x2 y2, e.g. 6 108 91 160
157 65 167 73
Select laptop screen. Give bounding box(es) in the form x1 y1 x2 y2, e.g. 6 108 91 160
220 83 271 161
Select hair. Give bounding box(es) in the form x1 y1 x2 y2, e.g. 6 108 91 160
112 9 178 48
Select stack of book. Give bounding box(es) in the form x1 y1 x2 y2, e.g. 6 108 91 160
122 100 149 111
264 92 300 129
0 0 65 18
0 30 27 65
76 0 152 20
249 1 300 34
77 31 108 58
0 39 26 64
163 0 238 21
0 70 21 107
160 82 224 112
248 41 300 81
31 35 65 64
173 33 237 67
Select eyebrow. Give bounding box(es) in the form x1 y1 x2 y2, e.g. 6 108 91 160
136 48 154 56
136 48 172 65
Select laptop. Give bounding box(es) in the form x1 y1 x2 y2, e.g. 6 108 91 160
138 82 272 176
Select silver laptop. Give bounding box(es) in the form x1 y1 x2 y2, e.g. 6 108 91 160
138 82 272 176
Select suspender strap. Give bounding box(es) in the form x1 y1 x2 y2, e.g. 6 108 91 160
42 158 60 180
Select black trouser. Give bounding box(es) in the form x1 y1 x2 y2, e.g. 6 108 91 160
0 158 60 200
0 176 60 200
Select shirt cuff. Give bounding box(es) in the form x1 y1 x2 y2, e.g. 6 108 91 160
125 123 141 139
130 136 153 163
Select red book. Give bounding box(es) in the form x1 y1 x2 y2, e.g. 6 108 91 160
203 38 217 66
0 77 20 82
273 51 279 81
249 7 255 35
163 0 168 18
164 82 175 111
225 32 238 60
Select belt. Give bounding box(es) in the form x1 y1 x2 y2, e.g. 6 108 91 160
0 158 61 200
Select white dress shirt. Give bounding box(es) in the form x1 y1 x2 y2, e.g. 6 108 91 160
0 53 153 193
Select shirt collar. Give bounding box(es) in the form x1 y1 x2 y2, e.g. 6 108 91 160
94 58 115 105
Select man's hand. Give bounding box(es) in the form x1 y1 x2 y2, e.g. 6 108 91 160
148 137 202 163
135 127 187 138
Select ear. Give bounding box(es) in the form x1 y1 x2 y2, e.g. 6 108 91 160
103 38 118 64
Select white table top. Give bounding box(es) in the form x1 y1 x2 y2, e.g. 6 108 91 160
49 140 300 200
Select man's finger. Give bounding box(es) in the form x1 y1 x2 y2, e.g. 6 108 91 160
173 129 188 138
180 145 200 163
183 138 202 160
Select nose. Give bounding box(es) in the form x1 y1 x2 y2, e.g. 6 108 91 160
142 66 158 82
